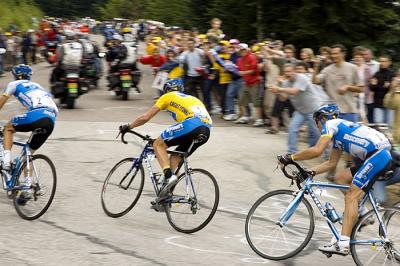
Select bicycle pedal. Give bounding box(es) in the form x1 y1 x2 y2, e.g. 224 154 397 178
321 252 332 258
150 203 165 212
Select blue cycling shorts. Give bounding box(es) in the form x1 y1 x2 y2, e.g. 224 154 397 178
352 149 392 191
11 108 57 127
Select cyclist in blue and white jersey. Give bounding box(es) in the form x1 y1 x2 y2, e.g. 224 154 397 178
278 103 392 256
0 64 58 173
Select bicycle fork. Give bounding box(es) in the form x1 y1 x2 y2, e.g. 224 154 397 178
277 190 306 227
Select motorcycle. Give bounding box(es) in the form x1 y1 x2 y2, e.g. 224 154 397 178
81 57 98 89
45 40 58 64
51 68 88 109
108 64 141 101
81 52 105 89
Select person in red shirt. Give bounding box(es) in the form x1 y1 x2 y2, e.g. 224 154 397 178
139 47 166 75
235 43 263 125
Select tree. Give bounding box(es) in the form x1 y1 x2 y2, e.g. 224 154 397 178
35 0 105 18
98 0 146 20
0 0 43 30
144 0 192 27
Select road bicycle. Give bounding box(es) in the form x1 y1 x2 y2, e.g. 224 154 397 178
245 159 400 265
101 129 219 233
0 128 57 220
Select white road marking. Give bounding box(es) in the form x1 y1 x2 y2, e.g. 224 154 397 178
164 236 269 264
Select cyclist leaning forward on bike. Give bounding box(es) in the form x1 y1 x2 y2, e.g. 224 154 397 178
278 103 392 256
0 64 58 183
119 78 212 196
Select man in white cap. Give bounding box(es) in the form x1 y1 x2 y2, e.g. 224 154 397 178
235 43 263 126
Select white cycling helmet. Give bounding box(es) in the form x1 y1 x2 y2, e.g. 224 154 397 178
64 29 76 39
112 34 123 41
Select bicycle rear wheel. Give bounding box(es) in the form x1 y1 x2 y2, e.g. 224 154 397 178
245 189 315 260
13 154 57 220
101 157 145 218
351 207 400 265
165 168 219 234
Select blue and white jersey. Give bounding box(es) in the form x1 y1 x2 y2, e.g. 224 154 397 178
3 80 58 113
322 119 391 160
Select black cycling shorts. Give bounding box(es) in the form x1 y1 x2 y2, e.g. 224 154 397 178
164 125 210 156
13 117 54 150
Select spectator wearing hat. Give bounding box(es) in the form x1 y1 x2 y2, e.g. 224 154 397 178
146 36 161 55
235 43 263 125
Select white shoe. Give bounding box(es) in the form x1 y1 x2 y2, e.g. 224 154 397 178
22 177 33 188
253 119 264 127
318 240 350 256
159 175 178 196
234 116 250 124
210 108 222 115
223 114 238 121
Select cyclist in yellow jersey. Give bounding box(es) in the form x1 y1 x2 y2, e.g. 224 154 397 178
119 79 212 196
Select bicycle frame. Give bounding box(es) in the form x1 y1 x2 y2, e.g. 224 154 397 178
123 143 198 203
278 177 390 246
0 135 37 191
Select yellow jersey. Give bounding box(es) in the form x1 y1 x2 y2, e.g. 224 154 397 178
155 92 212 125
214 53 232 85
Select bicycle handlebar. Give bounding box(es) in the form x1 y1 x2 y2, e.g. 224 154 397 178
277 156 311 188
118 130 154 145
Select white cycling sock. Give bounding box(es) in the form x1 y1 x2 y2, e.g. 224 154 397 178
338 235 350 247
3 150 10 166
359 206 368 216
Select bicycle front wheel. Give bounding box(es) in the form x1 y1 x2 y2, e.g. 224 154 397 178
165 168 219 234
351 207 400 265
245 189 315 260
101 157 145 218
13 154 57 220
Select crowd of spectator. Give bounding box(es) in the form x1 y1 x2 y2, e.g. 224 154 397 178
0 18 96 77
140 18 400 151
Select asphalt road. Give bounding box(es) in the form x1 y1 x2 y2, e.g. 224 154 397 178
0 36 361 266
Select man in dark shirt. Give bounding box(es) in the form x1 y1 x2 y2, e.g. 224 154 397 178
369 55 395 123
0 30 6 77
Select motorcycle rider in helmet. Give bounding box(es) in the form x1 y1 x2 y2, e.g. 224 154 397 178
50 30 83 84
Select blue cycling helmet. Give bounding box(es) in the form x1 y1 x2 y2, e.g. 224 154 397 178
313 104 340 124
163 78 184 93
12 64 33 80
